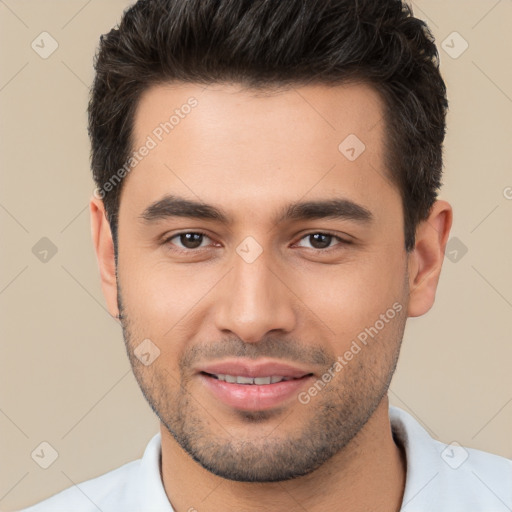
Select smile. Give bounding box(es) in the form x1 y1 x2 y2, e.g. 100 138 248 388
205 373 302 385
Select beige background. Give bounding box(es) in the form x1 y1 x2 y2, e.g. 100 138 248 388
1 1 511 510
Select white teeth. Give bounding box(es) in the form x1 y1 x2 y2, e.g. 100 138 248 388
236 376 254 384
254 377 271 385
212 374 290 385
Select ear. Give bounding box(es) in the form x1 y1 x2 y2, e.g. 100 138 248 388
407 199 453 317
90 195 120 320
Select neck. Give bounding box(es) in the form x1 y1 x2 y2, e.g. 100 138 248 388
160 396 406 512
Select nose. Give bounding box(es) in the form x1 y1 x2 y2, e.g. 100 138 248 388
213 247 297 343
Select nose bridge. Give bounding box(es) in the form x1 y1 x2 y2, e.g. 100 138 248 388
213 243 296 342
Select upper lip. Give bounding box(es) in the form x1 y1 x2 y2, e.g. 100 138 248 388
197 359 313 379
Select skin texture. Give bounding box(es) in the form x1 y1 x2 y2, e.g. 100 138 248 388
90 82 452 512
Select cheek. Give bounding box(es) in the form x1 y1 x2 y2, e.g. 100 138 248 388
121 257 204 315
119 258 220 362
293 249 405 348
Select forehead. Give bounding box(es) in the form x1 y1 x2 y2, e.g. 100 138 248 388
132 81 385 150
121 81 398 226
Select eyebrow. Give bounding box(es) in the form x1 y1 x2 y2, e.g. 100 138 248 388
138 194 374 226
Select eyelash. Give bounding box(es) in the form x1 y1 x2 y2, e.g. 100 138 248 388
162 230 350 254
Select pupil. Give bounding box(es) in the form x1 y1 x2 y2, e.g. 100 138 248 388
310 233 331 249
181 233 203 249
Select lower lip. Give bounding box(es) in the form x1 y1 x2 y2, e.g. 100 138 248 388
199 373 313 411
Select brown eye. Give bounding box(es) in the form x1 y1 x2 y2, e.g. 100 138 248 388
296 232 346 251
166 232 212 250
309 233 332 249
179 233 204 249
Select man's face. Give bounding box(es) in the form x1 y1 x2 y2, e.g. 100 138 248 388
114 82 410 481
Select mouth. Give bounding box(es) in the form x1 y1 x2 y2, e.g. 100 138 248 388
197 360 315 411
201 372 308 385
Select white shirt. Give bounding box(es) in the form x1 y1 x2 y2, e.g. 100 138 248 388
18 406 512 511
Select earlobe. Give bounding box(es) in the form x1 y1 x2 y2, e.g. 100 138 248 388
90 195 120 320
407 200 453 318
